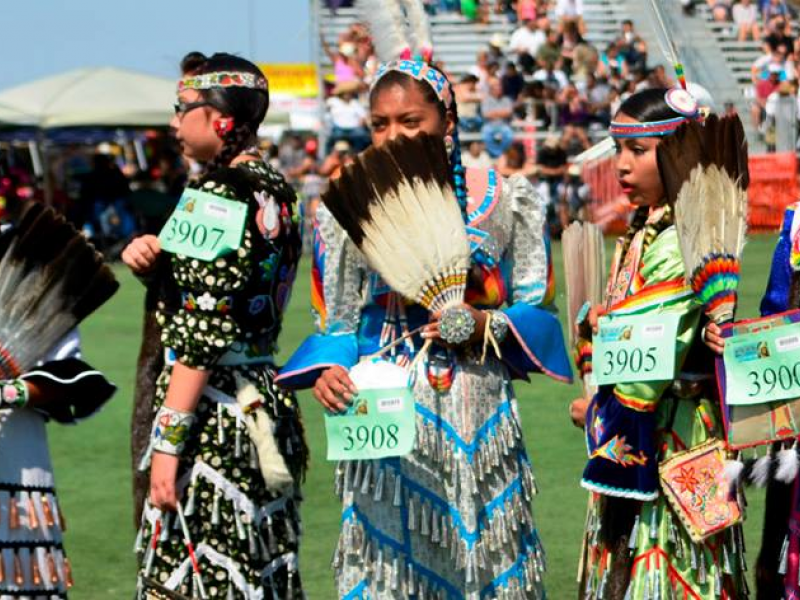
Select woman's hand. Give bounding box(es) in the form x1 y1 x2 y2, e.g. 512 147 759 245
423 305 488 347
122 235 161 275
149 452 180 512
569 398 590 429
313 366 357 413
576 304 603 341
703 322 725 355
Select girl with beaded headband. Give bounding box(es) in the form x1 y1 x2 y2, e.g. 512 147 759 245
277 0 572 597
568 87 748 599
124 52 307 599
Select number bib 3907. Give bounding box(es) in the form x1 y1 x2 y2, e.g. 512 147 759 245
324 387 416 461
592 312 680 386
158 188 248 261
724 322 800 406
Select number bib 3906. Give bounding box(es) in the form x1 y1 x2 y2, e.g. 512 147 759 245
592 312 680 386
724 322 800 406
324 387 416 461
158 188 248 261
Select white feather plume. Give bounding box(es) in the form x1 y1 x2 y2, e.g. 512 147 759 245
776 446 800 484
723 459 745 489
401 0 433 59
359 0 410 62
751 454 772 488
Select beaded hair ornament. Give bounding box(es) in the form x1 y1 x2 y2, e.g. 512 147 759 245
178 71 268 93
609 88 700 138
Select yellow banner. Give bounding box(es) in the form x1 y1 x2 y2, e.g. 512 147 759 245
258 63 319 98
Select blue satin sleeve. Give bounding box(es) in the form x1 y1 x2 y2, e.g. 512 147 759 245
761 206 796 316
276 333 359 389
501 302 573 383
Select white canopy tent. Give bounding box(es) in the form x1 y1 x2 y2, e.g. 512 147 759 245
0 66 290 129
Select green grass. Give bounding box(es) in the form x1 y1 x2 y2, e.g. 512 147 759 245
50 234 779 599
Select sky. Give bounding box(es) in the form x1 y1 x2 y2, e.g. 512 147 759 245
0 0 312 90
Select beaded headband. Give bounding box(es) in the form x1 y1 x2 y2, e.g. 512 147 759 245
178 71 268 93
373 60 454 110
610 88 700 139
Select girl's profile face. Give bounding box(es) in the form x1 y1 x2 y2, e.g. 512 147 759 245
369 82 454 148
613 112 665 207
170 89 224 162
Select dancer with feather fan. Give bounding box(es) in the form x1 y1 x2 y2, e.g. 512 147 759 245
125 53 307 599
277 1 572 597
573 88 749 599
0 184 118 598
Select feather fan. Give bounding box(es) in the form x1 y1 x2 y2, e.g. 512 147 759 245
657 114 749 324
562 221 605 395
358 0 410 62
402 0 434 61
0 201 119 378
322 133 469 313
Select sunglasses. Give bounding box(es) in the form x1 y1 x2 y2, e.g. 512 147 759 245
173 101 211 117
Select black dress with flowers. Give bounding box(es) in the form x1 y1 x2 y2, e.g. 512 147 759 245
135 160 307 600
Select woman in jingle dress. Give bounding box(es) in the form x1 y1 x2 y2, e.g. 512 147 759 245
127 53 307 599
278 57 572 598
575 88 748 600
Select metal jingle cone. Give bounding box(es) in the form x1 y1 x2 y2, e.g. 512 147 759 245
13 552 23 586
373 468 385 503
9 493 19 530
420 502 430 537
360 462 372 496
649 505 658 540
393 472 403 508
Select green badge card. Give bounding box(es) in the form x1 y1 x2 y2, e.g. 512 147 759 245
724 322 800 406
324 387 416 461
158 188 248 261
592 312 680 386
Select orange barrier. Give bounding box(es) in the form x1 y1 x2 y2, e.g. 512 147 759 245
582 152 800 234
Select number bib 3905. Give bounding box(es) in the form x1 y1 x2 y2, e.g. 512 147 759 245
724 322 800 406
592 312 680 386
158 188 248 261
324 387 416 461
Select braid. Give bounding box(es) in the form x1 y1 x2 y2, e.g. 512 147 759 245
619 203 675 260
203 124 256 176
443 80 469 223
620 206 649 259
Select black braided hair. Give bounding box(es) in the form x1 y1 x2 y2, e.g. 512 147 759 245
370 69 469 222
179 52 268 176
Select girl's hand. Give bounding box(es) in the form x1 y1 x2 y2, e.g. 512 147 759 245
569 398 589 429
423 305 488 347
576 304 603 340
122 235 161 274
149 452 180 512
703 322 725 355
313 366 357 413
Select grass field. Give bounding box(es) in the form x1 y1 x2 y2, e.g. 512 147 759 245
49 234 778 599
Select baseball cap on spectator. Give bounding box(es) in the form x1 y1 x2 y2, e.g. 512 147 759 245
333 140 352 153
332 80 361 95
489 34 506 50
339 42 356 58
305 139 318 155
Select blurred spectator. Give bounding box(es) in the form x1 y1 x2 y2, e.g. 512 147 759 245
488 34 507 63
279 135 306 176
319 140 354 180
616 20 648 74
733 0 760 41
501 62 526 99
517 0 538 22
707 0 732 22
765 17 795 53
752 42 795 82
462 140 494 169
535 134 568 231
532 62 570 90
763 0 790 28
509 19 547 67
454 74 484 131
558 84 592 153
571 39 599 87
536 28 563 70
585 74 612 125
322 35 365 91
326 85 370 153
555 0 586 33
481 78 515 158
497 142 536 178
557 163 591 229
752 63 782 128
558 18 586 76
470 49 494 89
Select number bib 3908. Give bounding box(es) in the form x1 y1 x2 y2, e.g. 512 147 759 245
324 387 416 461
724 322 800 406
158 188 248 261
592 312 680 386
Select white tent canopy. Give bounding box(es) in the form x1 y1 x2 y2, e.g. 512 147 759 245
0 66 291 129
0 67 176 128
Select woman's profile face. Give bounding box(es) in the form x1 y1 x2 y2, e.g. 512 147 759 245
170 89 225 162
613 112 665 207
369 82 454 148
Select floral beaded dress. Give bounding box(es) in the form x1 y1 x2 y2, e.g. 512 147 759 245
578 209 748 600
279 168 572 600
135 160 307 600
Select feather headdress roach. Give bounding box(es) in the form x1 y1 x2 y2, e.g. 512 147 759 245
322 132 469 314
0 201 119 378
657 114 749 324
358 0 433 62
